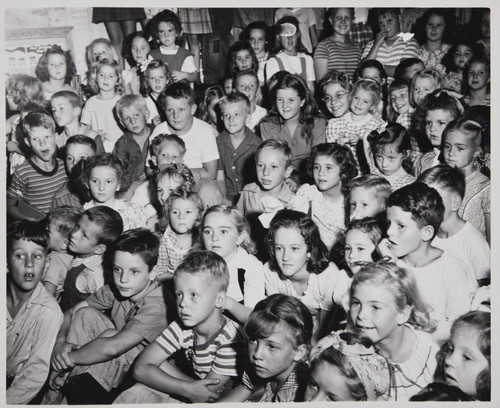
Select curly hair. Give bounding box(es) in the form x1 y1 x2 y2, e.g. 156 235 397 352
141 59 170 97
227 40 259 75
83 153 131 199
149 9 184 48
35 45 76 84
88 58 124 95
160 186 204 236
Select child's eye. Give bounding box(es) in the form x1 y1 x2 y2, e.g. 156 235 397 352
33 253 43 259
15 254 25 260
372 305 381 311
398 223 405 229
202 228 211 235
308 379 319 391
113 267 121 273
357 247 365 252
248 338 257 344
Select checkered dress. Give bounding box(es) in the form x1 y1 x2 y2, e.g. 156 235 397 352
177 8 212 34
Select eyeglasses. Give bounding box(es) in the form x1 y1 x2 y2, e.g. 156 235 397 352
323 92 348 104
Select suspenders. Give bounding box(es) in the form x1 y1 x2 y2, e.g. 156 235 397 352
274 55 308 83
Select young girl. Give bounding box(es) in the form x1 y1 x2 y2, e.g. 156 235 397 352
197 85 225 133
153 187 203 280
226 41 259 77
149 10 197 83
410 68 442 107
440 37 474 93
442 118 490 242
264 209 350 342
81 58 124 152
295 143 358 249
35 45 77 100
348 261 439 401
386 80 413 130
265 16 315 94
141 60 170 125
123 31 153 96
220 294 313 402
240 21 272 85
365 123 416 191
83 38 120 98
83 153 148 231
306 332 390 401
355 59 387 120
462 58 490 107
260 74 326 184
318 69 351 119
201 205 265 323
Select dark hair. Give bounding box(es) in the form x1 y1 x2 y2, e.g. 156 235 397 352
394 58 424 82
355 59 387 83
22 110 56 136
84 206 123 246
113 228 160 270
150 10 184 48
8 220 49 253
45 206 83 239
233 68 259 89
123 31 151 67
272 15 308 55
66 134 97 152
415 8 454 46
387 182 444 235
227 40 259 75
417 164 466 199
326 7 355 22
463 57 490 95
51 90 82 109
240 21 272 52
410 382 475 401
367 123 413 173
35 45 76 84
174 250 229 291
267 209 330 275
83 153 131 198
386 80 410 121
441 35 475 74
160 81 195 108
255 139 293 168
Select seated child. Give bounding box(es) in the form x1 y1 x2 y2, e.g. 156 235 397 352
114 251 246 403
42 206 82 301
7 220 63 404
233 69 268 132
387 79 414 130
348 174 391 221
394 57 425 83
60 206 123 311
46 229 168 404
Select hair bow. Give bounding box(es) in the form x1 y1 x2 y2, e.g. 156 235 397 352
139 55 154 73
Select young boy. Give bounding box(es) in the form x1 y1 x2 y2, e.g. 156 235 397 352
60 206 123 312
7 111 68 221
380 182 470 341
388 79 414 130
42 206 82 301
7 220 63 404
348 174 392 221
45 229 168 404
418 164 490 293
233 69 268 132
114 251 246 403
361 8 419 79
216 92 261 204
51 134 97 209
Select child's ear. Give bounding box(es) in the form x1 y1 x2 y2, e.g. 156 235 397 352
450 193 462 212
144 109 150 122
215 291 226 309
420 225 435 243
60 238 69 252
73 106 82 118
397 304 412 326
190 104 197 116
293 344 308 362
24 137 30 147
94 243 107 256
284 165 294 179
300 99 305 107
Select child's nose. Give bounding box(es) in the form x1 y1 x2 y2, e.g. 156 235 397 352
252 343 264 360
120 271 128 283
25 254 34 268
98 181 106 191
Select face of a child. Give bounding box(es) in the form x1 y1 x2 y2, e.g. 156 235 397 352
276 88 304 122
154 141 185 169
165 97 195 133
273 227 309 280
378 11 400 40
169 198 200 235
131 37 151 64
403 62 425 83
426 14 446 42
97 65 119 93
443 129 479 174
8 239 46 293
350 282 406 344
120 105 149 135
480 12 490 39
235 49 253 71
313 154 341 192
361 67 384 85
467 61 489 91
386 205 425 259
157 21 178 48
374 145 405 176
26 126 57 163
412 77 438 106
65 143 94 174
256 147 292 193
305 362 356 401
113 250 151 302
157 175 182 205
235 74 259 103
350 187 385 221
48 222 68 252
202 212 241 259
223 78 233 95
51 96 78 128
323 82 350 118
68 214 102 256
249 28 267 57
389 87 410 115
221 101 248 135
88 165 120 204
350 88 375 117
425 109 455 148
279 32 299 55
47 53 67 81
92 42 112 62
344 229 376 274
453 45 473 70
444 323 489 397
147 67 168 97
331 9 353 36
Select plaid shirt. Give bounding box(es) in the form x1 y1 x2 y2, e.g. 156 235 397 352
153 226 191 277
347 21 374 49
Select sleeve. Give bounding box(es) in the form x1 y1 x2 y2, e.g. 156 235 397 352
325 118 341 143
211 326 247 377
154 321 184 358
85 285 116 311
317 265 345 311
42 254 72 287
264 57 279 83
404 39 419 59
7 308 63 404
313 41 329 60
293 184 313 214
125 290 168 343
242 256 266 309
361 40 374 59
80 98 95 128
152 235 171 276
443 259 471 323
7 168 26 200
263 265 280 296
241 370 254 391
112 137 128 163
469 233 491 281
200 129 220 163
180 55 197 73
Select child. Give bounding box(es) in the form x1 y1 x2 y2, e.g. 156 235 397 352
394 57 425 83
45 229 168 404
264 209 350 342
216 92 261 204
380 182 471 341
295 142 358 249
240 21 272 85
42 206 82 300
355 59 387 119
274 8 318 53
442 117 490 241
348 174 391 221
220 294 312 402
365 123 416 191
462 58 490 107
60 206 123 311
141 60 170 125
84 38 120 78
347 261 439 400
35 45 77 100
7 221 63 404
441 37 474 93
149 132 187 172
83 153 149 230
7 111 68 221
123 31 152 95
227 41 259 77
197 85 224 133
81 58 124 152
411 68 442 107
201 204 265 323
115 250 246 403
306 331 390 401
149 10 197 83
260 73 325 182
475 9 490 60
233 69 268 132
156 163 196 207
153 187 203 280
318 69 351 119
387 79 413 130
418 164 490 297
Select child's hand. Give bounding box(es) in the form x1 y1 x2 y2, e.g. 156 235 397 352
171 71 186 82
284 177 298 193
377 238 397 262
186 378 221 403
374 30 387 44
191 169 202 182
152 115 162 126
51 341 76 372
48 370 66 391
146 214 159 231
347 133 359 146
52 350 76 372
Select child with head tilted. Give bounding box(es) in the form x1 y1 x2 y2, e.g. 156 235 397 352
45 229 168 405
440 36 474 94
240 21 272 87
410 68 442 109
386 79 414 131
379 182 471 341
220 294 312 402
295 142 358 249
318 69 351 119
7 220 64 405
349 174 392 222
264 209 351 342
227 41 259 79
364 122 416 191
233 69 268 132
7 111 68 221
462 57 490 107
141 60 170 125
60 206 123 312
355 59 388 119
216 91 261 204
197 85 225 133
115 250 246 403
122 31 153 96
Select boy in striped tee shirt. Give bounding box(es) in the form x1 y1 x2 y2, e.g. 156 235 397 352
114 251 246 404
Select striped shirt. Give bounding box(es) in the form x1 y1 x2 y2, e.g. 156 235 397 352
155 318 245 379
362 36 419 69
7 157 68 215
314 38 361 80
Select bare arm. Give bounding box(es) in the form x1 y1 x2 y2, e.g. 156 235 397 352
223 296 252 325
309 25 318 50
216 170 227 200
313 58 329 82
219 382 252 402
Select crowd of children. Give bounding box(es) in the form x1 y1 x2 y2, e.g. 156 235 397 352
6 6 491 404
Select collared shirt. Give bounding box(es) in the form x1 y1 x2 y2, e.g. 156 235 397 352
236 181 296 217
72 254 104 295
153 226 191 276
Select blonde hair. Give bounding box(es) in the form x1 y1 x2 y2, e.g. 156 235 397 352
88 58 124 95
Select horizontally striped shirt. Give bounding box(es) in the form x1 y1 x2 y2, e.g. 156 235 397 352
313 38 361 80
155 318 245 379
7 157 68 215
362 36 419 69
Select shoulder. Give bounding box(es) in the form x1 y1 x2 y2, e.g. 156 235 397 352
241 182 261 193
31 283 62 314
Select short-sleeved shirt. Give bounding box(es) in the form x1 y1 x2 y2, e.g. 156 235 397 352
313 38 361 80
42 251 74 299
362 36 419 72
459 170 490 238
72 254 104 295
236 182 296 217
265 51 315 83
